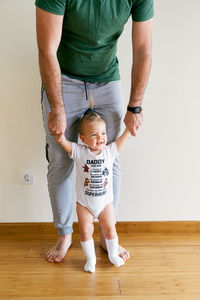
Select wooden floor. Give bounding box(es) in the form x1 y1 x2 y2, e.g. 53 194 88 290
1 222 200 299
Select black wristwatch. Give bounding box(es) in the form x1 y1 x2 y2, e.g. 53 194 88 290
127 106 142 114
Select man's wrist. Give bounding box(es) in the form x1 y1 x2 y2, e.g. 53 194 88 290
51 104 65 114
128 98 143 107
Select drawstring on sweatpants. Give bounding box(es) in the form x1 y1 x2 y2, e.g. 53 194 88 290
84 82 88 101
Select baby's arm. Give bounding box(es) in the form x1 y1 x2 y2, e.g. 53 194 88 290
115 128 132 152
56 134 72 155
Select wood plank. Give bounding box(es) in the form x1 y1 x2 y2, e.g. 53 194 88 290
119 272 200 296
3 296 200 300
0 274 120 298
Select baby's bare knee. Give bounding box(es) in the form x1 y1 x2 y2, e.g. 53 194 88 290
102 226 116 240
79 224 94 242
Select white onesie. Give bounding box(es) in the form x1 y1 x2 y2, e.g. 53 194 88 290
69 142 119 218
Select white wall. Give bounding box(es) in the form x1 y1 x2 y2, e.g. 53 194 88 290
1 0 200 222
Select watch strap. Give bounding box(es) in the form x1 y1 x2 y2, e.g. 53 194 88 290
127 106 142 114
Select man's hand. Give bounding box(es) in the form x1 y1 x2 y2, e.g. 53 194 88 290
48 109 67 142
124 110 143 136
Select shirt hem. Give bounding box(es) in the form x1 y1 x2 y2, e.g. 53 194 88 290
132 14 154 22
35 3 65 15
61 71 120 83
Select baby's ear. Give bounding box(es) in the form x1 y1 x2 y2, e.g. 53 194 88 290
80 135 85 143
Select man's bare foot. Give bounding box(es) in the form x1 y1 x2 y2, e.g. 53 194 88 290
100 232 130 262
46 234 72 263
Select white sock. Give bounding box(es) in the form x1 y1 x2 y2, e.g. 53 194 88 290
80 239 96 273
105 236 125 267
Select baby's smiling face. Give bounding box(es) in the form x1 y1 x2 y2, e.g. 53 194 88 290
80 120 107 154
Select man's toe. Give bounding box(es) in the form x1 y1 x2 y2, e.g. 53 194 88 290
54 254 64 263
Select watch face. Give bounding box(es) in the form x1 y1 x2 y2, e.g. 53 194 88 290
134 107 141 113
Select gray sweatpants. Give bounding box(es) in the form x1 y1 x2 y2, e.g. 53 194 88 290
41 74 124 235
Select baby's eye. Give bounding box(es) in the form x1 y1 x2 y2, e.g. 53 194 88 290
91 134 96 137
102 132 106 135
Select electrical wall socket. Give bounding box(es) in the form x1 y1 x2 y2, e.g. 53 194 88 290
21 170 34 185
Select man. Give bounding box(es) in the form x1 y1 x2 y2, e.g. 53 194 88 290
35 0 153 263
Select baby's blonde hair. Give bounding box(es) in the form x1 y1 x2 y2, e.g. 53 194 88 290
78 111 105 135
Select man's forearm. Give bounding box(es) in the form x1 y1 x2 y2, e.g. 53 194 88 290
39 51 64 113
129 52 152 107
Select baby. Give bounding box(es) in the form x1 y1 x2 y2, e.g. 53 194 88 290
56 110 131 273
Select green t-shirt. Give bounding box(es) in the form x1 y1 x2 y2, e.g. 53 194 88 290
35 0 154 82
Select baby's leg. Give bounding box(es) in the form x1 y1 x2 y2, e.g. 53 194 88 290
99 203 124 267
76 203 96 273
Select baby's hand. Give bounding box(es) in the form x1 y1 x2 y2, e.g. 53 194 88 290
55 134 65 144
55 134 72 155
